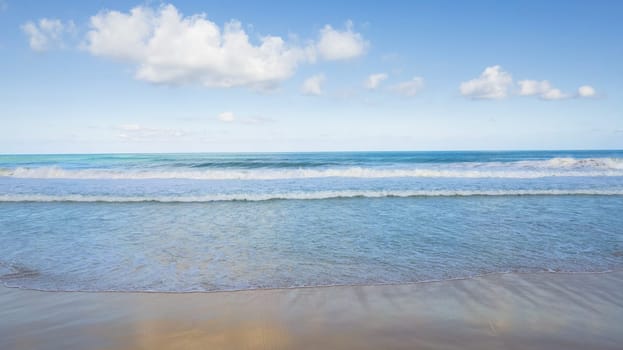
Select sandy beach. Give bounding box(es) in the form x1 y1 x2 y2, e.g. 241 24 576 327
2 270 622 350
3 0 622 348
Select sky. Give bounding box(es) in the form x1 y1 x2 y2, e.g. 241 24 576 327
0 0 622 153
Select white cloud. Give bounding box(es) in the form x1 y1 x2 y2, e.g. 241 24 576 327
218 111 236 123
364 73 388 90
301 74 326 95
540 88 568 100
85 5 310 90
518 80 550 96
21 18 74 51
86 6 155 62
390 77 425 97
80 4 368 90
315 21 368 61
578 85 596 97
518 80 599 100
460 65 513 99
0 0 7 12
518 80 569 100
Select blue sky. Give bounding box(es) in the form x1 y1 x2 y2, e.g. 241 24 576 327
0 0 622 153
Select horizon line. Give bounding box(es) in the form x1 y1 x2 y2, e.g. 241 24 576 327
1 148 623 156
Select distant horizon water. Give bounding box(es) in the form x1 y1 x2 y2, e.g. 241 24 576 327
2 148 623 156
1 150 622 292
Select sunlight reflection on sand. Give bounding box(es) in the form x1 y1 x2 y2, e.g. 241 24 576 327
2 271 622 350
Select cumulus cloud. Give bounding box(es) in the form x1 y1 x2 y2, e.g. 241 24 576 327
390 77 425 97
518 80 596 100
461 66 600 101
301 74 326 95
21 18 75 51
460 65 513 99
518 80 549 96
315 21 369 61
364 73 388 90
540 88 567 100
85 5 311 90
76 4 368 90
518 80 568 100
578 85 596 97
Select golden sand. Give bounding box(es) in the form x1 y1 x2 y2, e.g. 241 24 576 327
1 271 622 350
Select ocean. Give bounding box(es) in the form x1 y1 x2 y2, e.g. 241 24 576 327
1 150 622 292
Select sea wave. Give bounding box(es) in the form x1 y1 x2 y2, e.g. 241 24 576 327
517 157 623 169
1 157 623 180
1 189 622 202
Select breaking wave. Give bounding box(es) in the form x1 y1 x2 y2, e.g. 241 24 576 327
1 157 623 180
1 189 622 202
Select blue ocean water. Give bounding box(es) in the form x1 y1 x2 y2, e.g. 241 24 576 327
1 150 623 292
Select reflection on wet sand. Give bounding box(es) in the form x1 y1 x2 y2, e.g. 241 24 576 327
116 320 291 350
1 271 622 350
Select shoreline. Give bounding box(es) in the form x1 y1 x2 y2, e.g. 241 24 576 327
2 270 622 349
1 268 620 295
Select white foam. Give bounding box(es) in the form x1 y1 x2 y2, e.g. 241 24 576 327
1 189 622 202
540 157 623 169
1 158 623 180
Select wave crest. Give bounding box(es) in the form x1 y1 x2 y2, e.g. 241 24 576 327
537 157 623 169
1 157 623 180
1 189 622 202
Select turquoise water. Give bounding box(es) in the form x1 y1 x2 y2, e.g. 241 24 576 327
1 151 623 291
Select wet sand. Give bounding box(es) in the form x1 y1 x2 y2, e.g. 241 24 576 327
1 271 622 350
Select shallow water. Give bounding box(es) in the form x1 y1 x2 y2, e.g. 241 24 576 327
1 151 622 292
